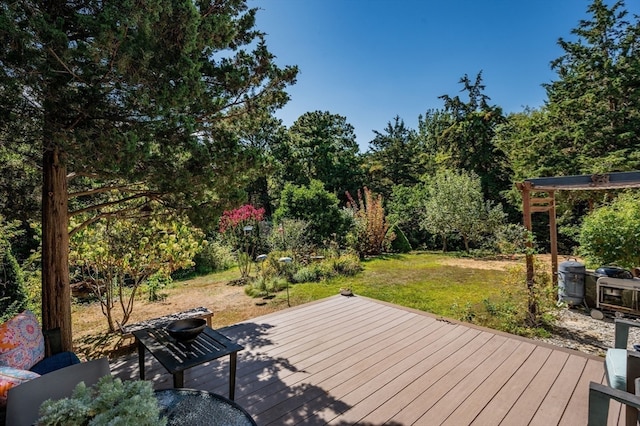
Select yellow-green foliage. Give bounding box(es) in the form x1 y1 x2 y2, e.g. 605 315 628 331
452 258 555 337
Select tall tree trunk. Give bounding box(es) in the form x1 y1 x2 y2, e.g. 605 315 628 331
42 146 72 353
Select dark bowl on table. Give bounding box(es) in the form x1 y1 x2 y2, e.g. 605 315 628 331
166 318 206 343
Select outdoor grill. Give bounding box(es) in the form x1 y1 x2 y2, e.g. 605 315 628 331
594 266 640 317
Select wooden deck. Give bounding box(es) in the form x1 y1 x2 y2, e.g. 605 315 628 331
110 295 619 425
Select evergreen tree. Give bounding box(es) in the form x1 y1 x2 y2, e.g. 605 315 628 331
0 221 28 322
366 116 421 198
1 0 297 349
438 72 510 203
544 0 640 174
282 111 363 201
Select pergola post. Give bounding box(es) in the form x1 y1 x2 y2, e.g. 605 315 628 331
548 190 558 285
517 182 537 318
517 183 559 285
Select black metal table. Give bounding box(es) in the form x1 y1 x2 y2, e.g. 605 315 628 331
155 388 256 426
133 327 244 400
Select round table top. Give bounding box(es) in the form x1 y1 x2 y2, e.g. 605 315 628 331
155 388 257 426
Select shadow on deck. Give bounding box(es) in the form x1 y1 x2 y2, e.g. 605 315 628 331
110 295 613 425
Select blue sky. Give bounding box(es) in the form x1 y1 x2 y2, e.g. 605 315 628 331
250 0 640 151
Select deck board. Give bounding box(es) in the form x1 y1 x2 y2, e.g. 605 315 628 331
110 295 614 425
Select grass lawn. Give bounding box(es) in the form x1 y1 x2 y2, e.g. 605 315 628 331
288 252 513 319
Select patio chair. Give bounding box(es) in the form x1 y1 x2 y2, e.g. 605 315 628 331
606 319 640 391
588 379 640 426
5 357 111 426
601 318 640 426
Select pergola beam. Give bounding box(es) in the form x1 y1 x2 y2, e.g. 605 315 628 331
524 171 640 191
517 171 640 290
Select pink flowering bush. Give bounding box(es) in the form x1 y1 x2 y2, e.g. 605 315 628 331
219 205 265 278
219 205 265 234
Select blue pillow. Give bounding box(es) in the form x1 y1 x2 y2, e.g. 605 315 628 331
29 351 80 375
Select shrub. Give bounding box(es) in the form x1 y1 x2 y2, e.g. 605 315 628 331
218 205 265 278
292 265 324 283
328 252 362 276
493 223 531 255
450 258 554 337
267 218 313 261
38 376 165 426
345 187 394 257
69 215 201 332
578 193 640 269
244 276 289 298
274 180 347 246
389 224 412 253
193 238 236 274
421 169 505 252
145 272 172 302
0 248 28 323
387 184 431 249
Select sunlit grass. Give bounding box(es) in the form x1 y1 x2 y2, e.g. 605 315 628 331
289 252 510 319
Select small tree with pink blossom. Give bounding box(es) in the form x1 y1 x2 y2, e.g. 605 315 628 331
219 204 265 279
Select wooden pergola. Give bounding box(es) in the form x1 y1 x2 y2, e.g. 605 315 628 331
516 171 640 285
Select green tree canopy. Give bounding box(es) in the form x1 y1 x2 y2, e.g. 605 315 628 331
421 169 505 252
70 214 203 332
279 111 364 201
366 116 421 198
438 72 510 203
1 0 297 349
544 0 640 174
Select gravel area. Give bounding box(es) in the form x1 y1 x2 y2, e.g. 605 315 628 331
535 307 640 357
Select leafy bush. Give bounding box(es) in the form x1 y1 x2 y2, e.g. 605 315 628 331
387 184 430 249
192 238 236 275
389 224 412 253
421 169 505 252
244 276 289 298
244 251 361 298
70 215 202 332
292 265 324 283
145 272 172 302
274 180 348 246
578 193 640 269
493 223 532 255
327 252 362 276
218 205 265 278
0 249 27 323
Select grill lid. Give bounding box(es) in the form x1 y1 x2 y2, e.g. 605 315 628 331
595 265 633 279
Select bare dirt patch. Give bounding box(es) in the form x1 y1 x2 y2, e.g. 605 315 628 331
72 275 289 359
438 253 582 272
437 256 520 271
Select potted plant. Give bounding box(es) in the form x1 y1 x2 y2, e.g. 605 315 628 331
37 376 166 426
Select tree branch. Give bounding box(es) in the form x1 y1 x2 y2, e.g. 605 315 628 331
68 193 152 217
